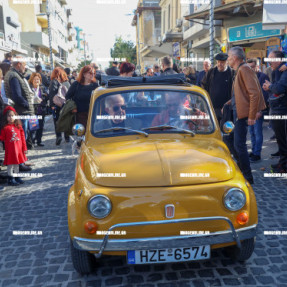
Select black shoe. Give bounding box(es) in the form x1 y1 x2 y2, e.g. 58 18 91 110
19 164 32 172
15 177 24 184
249 152 254 158
270 134 276 140
65 137 70 143
8 176 20 186
27 144 34 150
56 137 62 145
250 155 261 163
37 143 45 147
271 151 280 158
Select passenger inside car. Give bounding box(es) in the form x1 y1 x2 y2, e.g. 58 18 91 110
94 94 141 131
151 93 209 130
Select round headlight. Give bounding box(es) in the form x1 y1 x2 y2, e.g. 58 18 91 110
223 188 246 211
88 195 112 219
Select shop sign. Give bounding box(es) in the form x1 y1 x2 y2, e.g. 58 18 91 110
266 37 282 57
173 42 180 57
228 22 281 43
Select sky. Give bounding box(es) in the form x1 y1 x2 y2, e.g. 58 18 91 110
68 0 137 69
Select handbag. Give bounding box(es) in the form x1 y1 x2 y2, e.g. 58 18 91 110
53 83 68 108
28 118 40 131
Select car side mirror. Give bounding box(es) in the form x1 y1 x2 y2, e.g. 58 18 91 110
222 121 234 134
72 124 85 137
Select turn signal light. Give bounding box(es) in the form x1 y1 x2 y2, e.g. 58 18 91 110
80 154 84 170
84 221 98 234
236 211 249 225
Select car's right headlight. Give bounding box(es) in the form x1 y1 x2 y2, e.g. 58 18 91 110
223 188 246 211
88 195 112 219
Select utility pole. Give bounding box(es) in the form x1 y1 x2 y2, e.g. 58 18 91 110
83 33 86 65
46 0 54 71
137 12 141 71
209 0 215 66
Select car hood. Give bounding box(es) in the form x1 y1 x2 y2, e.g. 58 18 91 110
84 139 236 187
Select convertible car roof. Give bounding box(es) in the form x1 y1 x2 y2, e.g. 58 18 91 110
101 74 190 88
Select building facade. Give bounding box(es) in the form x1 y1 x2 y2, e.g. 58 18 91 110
132 0 170 74
8 0 80 70
0 0 27 61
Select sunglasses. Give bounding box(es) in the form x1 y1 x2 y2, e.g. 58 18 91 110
113 105 126 112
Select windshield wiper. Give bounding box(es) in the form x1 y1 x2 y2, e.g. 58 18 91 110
94 127 148 137
142 125 195 136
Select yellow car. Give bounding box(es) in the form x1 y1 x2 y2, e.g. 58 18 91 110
68 75 257 274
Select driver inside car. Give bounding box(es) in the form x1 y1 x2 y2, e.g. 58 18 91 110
151 93 209 130
95 94 141 130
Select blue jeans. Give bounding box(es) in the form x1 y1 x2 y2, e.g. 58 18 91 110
233 113 253 180
21 119 29 140
249 116 263 156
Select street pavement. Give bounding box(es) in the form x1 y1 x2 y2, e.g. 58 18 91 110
0 116 287 287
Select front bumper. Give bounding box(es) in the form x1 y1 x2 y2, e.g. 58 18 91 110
72 216 257 259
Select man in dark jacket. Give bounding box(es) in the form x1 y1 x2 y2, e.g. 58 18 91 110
202 52 234 123
161 56 177 75
263 50 287 173
35 65 50 89
106 61 120 76
196 59 211 86
4 57 34 134
2 52 12 65
247 59 270 162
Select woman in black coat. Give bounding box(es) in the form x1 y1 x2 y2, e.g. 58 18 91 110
65 65 98 129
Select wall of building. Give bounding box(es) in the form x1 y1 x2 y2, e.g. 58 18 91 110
8 0 38 32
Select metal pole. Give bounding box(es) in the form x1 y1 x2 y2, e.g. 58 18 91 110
209 0 215 66
47 0 54 71
137 12 141 71
84 33 86 65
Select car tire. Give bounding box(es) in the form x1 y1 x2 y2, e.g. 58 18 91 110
225 237 255 262
70 239 95 274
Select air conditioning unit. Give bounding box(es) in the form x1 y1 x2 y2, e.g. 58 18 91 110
176 19 182 28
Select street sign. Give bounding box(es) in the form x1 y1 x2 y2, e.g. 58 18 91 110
228 22 281 43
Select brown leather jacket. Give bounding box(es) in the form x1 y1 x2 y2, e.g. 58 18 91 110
232 63 266 120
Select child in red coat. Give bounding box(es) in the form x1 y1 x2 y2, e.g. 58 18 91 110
0 106 27 186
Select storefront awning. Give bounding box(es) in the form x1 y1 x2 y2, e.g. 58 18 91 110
184 0 262 20
262 3 287 30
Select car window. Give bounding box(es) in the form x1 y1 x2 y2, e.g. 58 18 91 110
92 90 214 137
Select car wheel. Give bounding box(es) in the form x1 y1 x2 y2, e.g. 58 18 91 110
70 239 95 274
225 237 255 262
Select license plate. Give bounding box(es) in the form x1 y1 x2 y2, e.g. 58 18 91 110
127 245 210 264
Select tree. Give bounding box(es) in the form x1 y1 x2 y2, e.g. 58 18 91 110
110 36 136 66
77 59 92 70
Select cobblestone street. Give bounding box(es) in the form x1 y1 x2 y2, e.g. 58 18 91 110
0 117 287 287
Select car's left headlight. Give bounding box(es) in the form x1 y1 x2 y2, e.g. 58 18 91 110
88 195 112 219
223 188 246 211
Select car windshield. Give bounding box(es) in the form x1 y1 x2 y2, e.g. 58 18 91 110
91 90 214 137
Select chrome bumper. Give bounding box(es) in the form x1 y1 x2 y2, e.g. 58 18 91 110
72 216 257 259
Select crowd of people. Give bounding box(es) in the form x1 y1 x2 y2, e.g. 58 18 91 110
0 46 286 189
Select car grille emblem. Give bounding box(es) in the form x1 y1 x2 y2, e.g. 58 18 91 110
165 204 175 218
